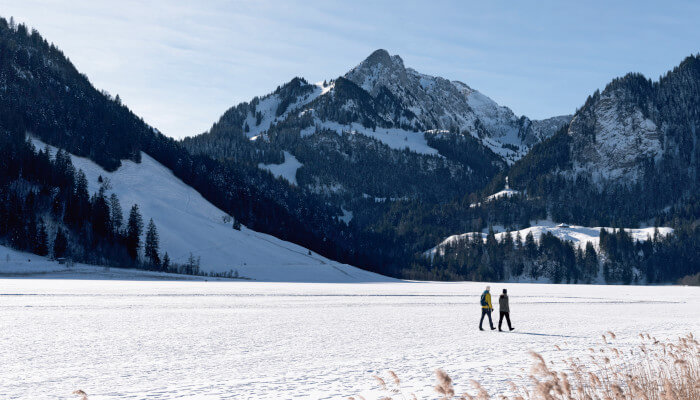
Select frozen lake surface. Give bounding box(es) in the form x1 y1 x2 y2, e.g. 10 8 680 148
1 279 698 399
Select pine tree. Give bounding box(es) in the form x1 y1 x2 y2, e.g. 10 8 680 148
233 218 241 230
162 252 170 272
26 213 37 253
35 218 49 256
75 169 90 209
126 204 143 262
584 242 598 281
53 228 68 259
65 169 90 227
525 232 537 258
109 193 123 234
91 187 111 239
186 252 197 275
144 218 160 268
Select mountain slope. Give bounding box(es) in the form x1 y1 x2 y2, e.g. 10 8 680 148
2 16 696 284
182 49 571 234
505 54 700 226
344 49 571 162
28 138 387 282
0 17 396 278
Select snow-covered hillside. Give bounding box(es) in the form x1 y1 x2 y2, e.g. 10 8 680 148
28 138 390 283
243 82 328 140
258 151 303 185
0 244 229 280
301 121 440 156
427 220 673 257
484 187 520 202
0 244 74 275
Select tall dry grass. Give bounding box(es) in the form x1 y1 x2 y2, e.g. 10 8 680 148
72 389 88 400
354 333 699 400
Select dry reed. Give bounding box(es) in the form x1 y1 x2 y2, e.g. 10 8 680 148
356 332 699 400
72 389 88 400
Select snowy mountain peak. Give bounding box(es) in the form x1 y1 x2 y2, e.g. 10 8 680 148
346 49 408 96
343 50 570 163
362 49 404 69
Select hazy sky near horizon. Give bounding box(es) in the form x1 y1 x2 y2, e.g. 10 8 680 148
4 0 699 139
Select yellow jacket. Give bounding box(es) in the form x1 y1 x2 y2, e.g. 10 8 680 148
481 291 493 310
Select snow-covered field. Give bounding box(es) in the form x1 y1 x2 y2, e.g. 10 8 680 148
1 279 697 399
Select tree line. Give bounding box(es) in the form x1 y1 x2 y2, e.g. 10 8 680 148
413 225 697 284
0 130 172 271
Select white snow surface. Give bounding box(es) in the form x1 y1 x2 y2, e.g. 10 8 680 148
428 220 674 258
27 138 388 283
471 188 522 208
484 187 521 202
0 279 697 399
302 120 440 156
0 245 231 280
258 151 302 185
340 207 353 224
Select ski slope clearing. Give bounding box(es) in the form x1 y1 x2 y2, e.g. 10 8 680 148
1 280 697 399
28 138 388 283
258 151 302 185
427 220 673 257
484 187 520 202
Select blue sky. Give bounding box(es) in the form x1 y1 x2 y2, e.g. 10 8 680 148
5 0 699 139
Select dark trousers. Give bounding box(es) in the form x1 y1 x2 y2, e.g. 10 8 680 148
479 308 494 329
499 311 512 330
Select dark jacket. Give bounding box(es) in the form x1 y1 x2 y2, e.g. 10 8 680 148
499 294 510 313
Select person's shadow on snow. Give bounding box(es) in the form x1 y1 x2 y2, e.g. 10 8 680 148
509 331 584 338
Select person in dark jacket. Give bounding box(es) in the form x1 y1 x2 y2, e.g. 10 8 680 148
498 289 514 331
479 286 496 331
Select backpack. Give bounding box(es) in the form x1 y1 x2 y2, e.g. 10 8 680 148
480 292 487 306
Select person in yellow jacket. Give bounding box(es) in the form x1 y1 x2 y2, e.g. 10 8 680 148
479 285 496 331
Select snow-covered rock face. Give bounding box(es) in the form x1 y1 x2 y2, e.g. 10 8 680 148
243 81 325 140
344 49 570 164
345 49 410 96
568 89 663 181
201 49 569 169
